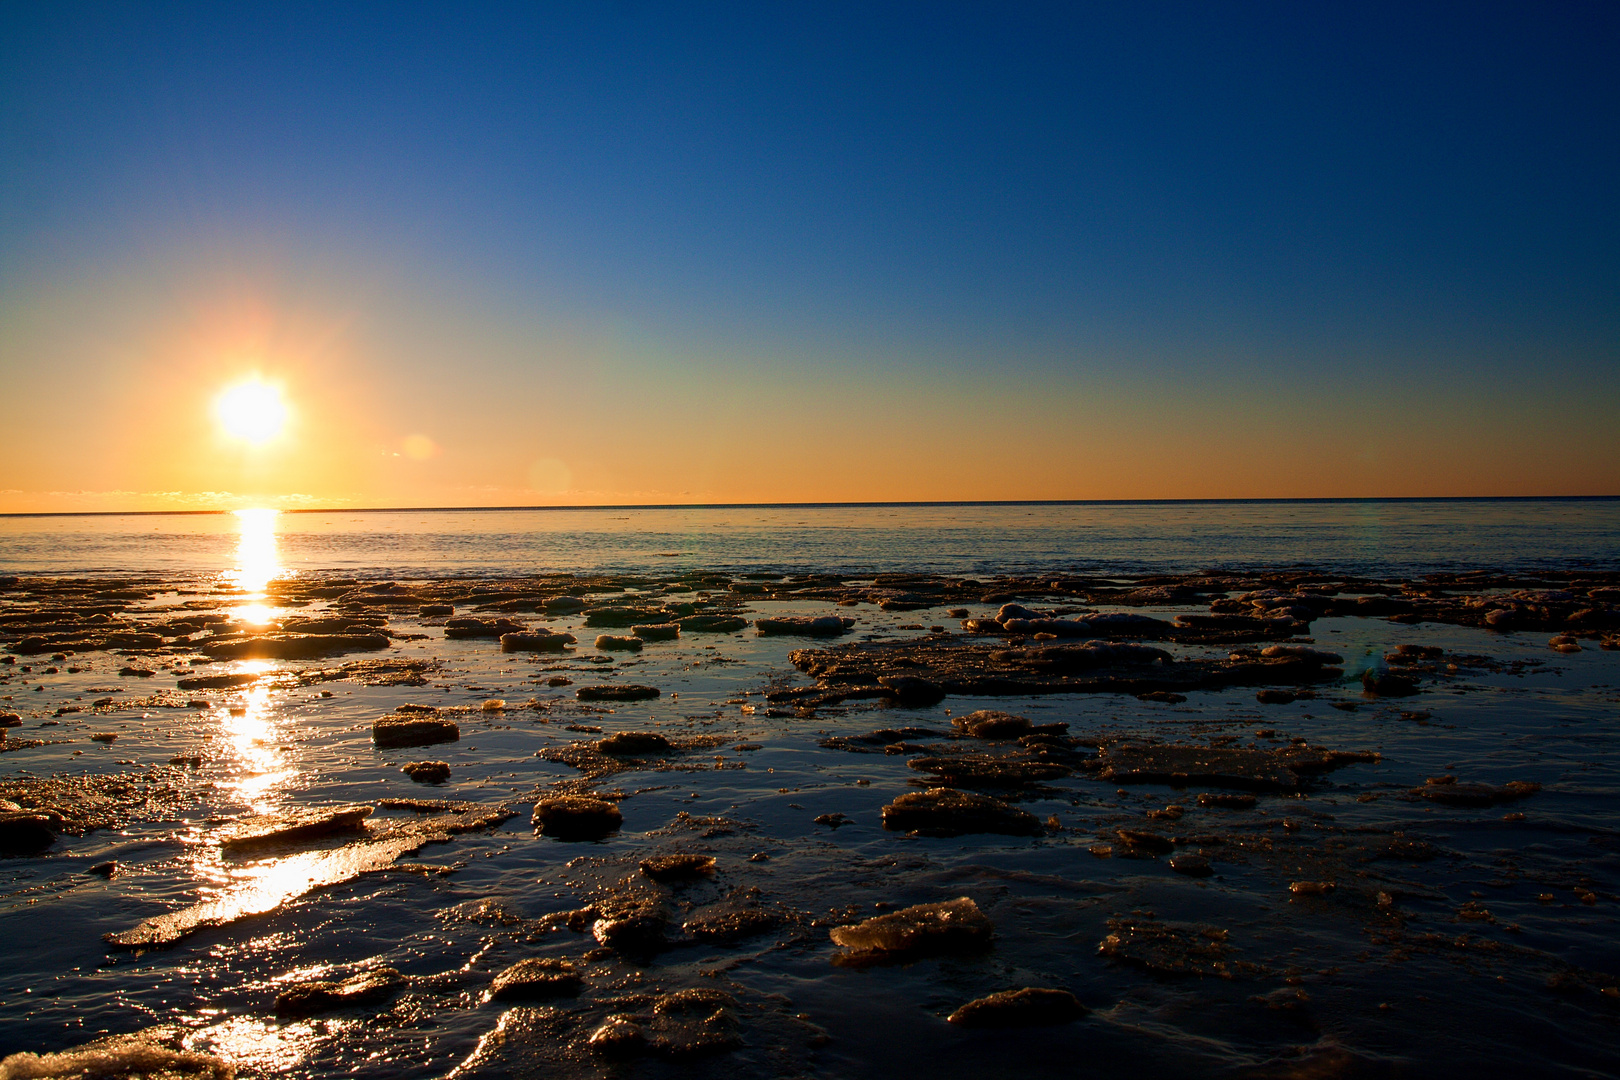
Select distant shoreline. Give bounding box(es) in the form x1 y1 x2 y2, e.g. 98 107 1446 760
3 494 1618 519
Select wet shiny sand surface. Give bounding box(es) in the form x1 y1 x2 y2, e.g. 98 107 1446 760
1 566 1617 1079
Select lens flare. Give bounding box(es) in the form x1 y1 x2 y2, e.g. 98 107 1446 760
215 379 288 444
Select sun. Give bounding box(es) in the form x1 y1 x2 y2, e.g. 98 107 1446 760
215 379 289 444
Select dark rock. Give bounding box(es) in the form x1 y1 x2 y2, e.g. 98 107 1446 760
489 957 582 1000
593 987 742 1059
787 634 1350 707
819 726 937 752
533 796 622 840
373 716 460 748
499 631 575 652
1197 792 1257 809
640 853 715 881
1390 643 1444 661
592 908 668 955
176 672 261 690
631 623 680 640
1259 645 1343 665
830 896 993 962
1096 742 1378 791
275 967 404 1017
402 761 451 783
1416 779 1541 807
598 731 673 755
588 1014 647 1058
1080 612 1179 635
907 755 1071 786
445 617 528 639
881 788 1044 837
878 675 946 705
575 684 660 702
0 811 57 855
1362 671 1418 697
0 1027 233 1078
218 804 374 851
676 615 748 633
1136 691 1187 703
1174 613 1294 635
946 987 1088 1027
813 812 852 828
87 860 117 877
594 634 644 651
683 889 782 942
1000 617 1098 637
585 605 676 628
755 616 853 637
1169 853 1214 877
1098 917 1235 977
1115 829 1175 855
951 709 1033 738
419 604 454 616
203 633 391 660
1256 689 1296 705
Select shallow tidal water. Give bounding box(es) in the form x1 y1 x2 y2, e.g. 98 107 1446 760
2 502 1618 1078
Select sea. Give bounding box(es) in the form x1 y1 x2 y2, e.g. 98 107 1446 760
3 498 1619 579
1 498 1617 1078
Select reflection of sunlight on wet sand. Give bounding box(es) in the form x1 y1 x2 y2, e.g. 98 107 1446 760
223 677 293 814
225 508 286 625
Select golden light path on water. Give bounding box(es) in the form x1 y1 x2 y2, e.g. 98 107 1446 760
177 508 319 1080
225 508 282 626
219 509 295 813
178 507 327 1070
223 671 293 814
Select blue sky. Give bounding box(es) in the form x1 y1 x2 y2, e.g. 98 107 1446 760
2 2 1616 507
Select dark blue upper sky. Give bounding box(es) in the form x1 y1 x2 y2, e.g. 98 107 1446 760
1 2 1616 505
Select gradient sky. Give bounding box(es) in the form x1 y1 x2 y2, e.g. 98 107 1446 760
2 1 1616 511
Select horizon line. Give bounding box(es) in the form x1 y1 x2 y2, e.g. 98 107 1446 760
2 494 1618 519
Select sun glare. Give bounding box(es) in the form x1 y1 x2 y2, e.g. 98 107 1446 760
215 380 288 444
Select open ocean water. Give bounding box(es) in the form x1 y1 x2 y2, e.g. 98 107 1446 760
3 498 1620 579
1 499 1618 1079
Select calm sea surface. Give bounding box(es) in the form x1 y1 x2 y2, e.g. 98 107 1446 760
2 498 1618 578
2 499 1618 1078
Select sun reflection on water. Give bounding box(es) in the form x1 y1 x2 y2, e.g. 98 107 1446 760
225 508 286 625
188 1014 323 1074
223 675 294 814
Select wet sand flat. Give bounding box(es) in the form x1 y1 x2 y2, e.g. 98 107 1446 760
1 566 1618 1078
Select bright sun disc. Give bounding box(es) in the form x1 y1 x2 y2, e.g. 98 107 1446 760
216 380 288 444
